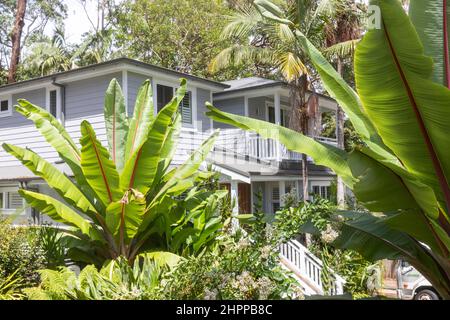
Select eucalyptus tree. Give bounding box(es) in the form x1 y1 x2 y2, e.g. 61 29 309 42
210 0 346 201
3 79 226 265
207 0 450 298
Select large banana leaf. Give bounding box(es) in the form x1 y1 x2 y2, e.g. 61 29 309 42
120 81 186 193
124 80 154 162
15 100 101 213
206 104 353 186
104 79 129 171
356 0 450 222
18 189 102 241
206 103 446 252
332 211 450 297
80 121 122 206
409 0 450 87
2 144 98 221
106 189 146 244
15 100 80 168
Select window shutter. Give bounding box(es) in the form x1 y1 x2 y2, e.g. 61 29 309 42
272 186 280 201
50 90 57 117
7 192 23 209
180 91 192 124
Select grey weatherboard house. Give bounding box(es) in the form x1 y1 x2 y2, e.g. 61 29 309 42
0 58 339 223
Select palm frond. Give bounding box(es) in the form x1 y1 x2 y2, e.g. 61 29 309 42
278 51 308 81
324 39 360 58
220 6 262 40
209 45 276 73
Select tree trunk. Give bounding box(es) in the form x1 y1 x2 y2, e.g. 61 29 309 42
289 74 309 202
336 58 346 209
8 0 27 84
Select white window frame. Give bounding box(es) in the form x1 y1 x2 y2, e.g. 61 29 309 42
311 181 332 200
153 78 197 128
46 85 62 121
0 94 13 118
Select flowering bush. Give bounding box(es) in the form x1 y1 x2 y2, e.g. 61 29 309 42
162 233 303 300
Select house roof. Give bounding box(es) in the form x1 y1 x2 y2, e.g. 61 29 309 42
0 58 230 92
216 77 336 103
222 77 284 91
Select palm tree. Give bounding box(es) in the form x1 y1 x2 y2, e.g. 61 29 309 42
211 0 340 201
322 0 363 208
23 27 75 76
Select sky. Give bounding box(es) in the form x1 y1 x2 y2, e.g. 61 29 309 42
45 0 108 45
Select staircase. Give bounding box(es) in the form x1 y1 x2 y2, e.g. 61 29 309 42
279 239 345 296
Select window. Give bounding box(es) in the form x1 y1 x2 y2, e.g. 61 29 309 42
156 83 193 125
0 95 12 117
268 106 275 123
0 191 24 210
312 185 331 200
49 90 57 117
157 84 174 112
46 87 60 120
180 91 192 124
267 103 289 127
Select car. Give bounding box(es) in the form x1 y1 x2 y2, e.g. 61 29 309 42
396 260 440 300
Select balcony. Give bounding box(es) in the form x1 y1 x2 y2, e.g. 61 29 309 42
214 128 337 162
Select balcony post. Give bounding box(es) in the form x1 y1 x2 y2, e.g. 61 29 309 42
274 92 282 161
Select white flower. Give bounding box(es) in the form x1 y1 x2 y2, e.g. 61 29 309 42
320 224 340 243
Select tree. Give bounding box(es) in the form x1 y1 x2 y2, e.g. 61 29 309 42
113 0 242 79
206 0 450 298
8 0 27 83
322 0 363 208
211 0 340 201
0 0 67 84
3 78 227 265
21 26 74 77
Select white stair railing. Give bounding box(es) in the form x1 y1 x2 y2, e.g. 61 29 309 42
279 239 345 296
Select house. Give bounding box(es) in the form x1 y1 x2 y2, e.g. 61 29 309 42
0 58 338 223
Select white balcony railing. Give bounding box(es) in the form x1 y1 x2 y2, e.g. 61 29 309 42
279 239 345 296
214 128 337 161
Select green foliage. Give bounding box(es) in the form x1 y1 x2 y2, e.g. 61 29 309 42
273 199 380 298
0 269 25 300
113 0 246 80
0 218 45 286
4 78 225 265
25 256 167 300
207 0 450 298
162 231 303 300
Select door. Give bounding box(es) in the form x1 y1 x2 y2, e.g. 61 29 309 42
238 183 251 214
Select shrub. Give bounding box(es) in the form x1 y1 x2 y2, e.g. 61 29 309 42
0 217 45 286
273 198 381 298
25 256 166 300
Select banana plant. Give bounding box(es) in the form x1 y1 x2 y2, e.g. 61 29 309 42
3 78 224 265
206 0 450 298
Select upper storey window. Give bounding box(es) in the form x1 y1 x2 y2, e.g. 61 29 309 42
157 84 173 113
46 86 61 121
0 95 12 117
156 83 192 125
